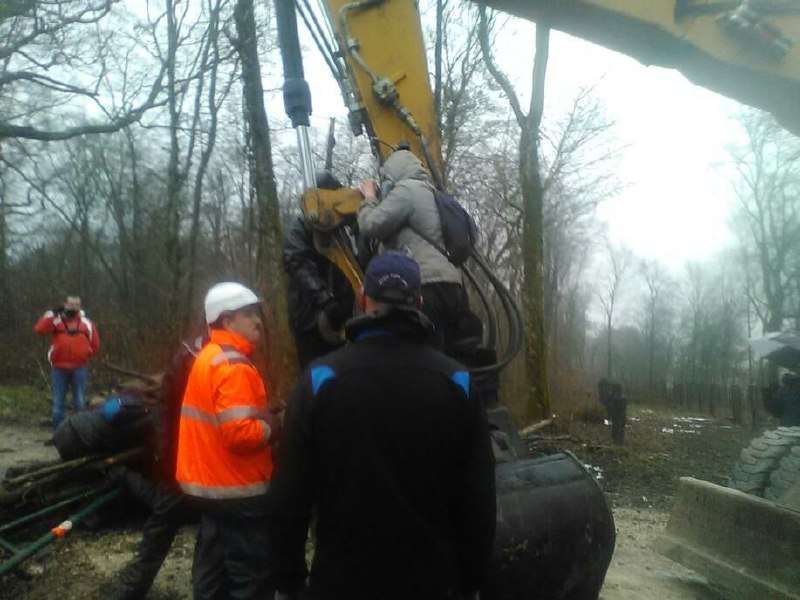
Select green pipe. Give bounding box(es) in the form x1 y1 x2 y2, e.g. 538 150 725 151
0 537 18 554
0 488 101 535
0 489 120 576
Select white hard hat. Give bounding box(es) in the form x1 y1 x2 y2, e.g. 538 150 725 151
204 282 260 324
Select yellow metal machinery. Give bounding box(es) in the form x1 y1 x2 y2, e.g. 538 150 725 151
302 0 800 161
321 0 442 174
300 186 364 290
477 0 800 135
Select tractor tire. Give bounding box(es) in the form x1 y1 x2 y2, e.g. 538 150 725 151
765 446 800 510
727 427 800 497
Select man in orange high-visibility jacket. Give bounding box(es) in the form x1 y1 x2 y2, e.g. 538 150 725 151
176 282 281 599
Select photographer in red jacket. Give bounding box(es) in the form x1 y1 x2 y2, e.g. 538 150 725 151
34 295 100 428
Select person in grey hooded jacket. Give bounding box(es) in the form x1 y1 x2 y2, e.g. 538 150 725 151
358 149 478 354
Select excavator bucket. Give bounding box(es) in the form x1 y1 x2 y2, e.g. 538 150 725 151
485 452 616 599
656 477 800 600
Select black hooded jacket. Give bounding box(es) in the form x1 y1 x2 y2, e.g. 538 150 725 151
268 309 496 599
283 216 356 334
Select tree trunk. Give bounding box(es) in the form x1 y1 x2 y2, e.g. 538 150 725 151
606 315 613 378
233 0 295 398
185 0 223 333
0 189 11 330
165 0 183 339
519 25 552 421
434 0 444 135
520 125 551 420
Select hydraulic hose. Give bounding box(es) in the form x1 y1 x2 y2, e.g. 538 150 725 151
462 263 498 350
466 250 524 375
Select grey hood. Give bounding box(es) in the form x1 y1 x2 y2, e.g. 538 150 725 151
358 151 462 286
379 150 428 183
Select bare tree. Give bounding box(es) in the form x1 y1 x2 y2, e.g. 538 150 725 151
597 243 633 378
0 1 166 141
478 7 551 421
435 2 487 189
184 0 232 331
730 109 800 335
639 259 674 393
541 88 620 379
0 158 37 330
232 0 294 397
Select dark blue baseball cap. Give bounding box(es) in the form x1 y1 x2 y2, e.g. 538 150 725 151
364 251 421 307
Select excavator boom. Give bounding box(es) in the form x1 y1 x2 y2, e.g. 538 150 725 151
320 0 443 177
318 1 800 140
475 0 800 135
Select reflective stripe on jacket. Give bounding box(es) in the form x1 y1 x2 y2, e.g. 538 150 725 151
176 328 273 500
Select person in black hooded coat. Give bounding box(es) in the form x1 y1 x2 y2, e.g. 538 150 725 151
269 252 495 600
283 171 357 368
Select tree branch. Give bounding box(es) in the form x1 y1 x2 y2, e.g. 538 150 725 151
477 6 525 126
0 65 166 141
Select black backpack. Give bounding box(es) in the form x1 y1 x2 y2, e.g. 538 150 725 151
414 189 478 267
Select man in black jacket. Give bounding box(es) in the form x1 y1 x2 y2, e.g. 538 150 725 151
774 372 800 427
110 334 206 600
283 171 357 368
269 251 496 600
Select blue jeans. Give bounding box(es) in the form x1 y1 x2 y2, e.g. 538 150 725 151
51 366 88 428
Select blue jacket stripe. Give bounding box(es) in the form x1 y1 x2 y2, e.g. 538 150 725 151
311 365 336 396
451 370 470 397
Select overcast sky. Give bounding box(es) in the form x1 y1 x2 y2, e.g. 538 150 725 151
534 30 745 271
288 11 749 272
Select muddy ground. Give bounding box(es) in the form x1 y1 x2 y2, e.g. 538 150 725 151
0 396 765 599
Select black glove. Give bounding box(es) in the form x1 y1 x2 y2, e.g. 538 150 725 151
103 465 130 490
323 299 350 331
262 412 283 445
317 311 345 346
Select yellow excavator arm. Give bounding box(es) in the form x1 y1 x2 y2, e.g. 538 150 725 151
320 0 443 178
315 0 800 146
478 0 800 135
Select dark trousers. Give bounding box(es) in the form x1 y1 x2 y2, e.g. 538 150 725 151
420 283 481 357
192 504 274 600
108 467 192 600
422 283 502 411
114 485 185 599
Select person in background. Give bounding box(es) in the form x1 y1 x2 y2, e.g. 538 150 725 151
109 333 207 600
176 282 281 599
34 295 100 428
284 171 357 368
269 252 495 600
774 372 800 427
